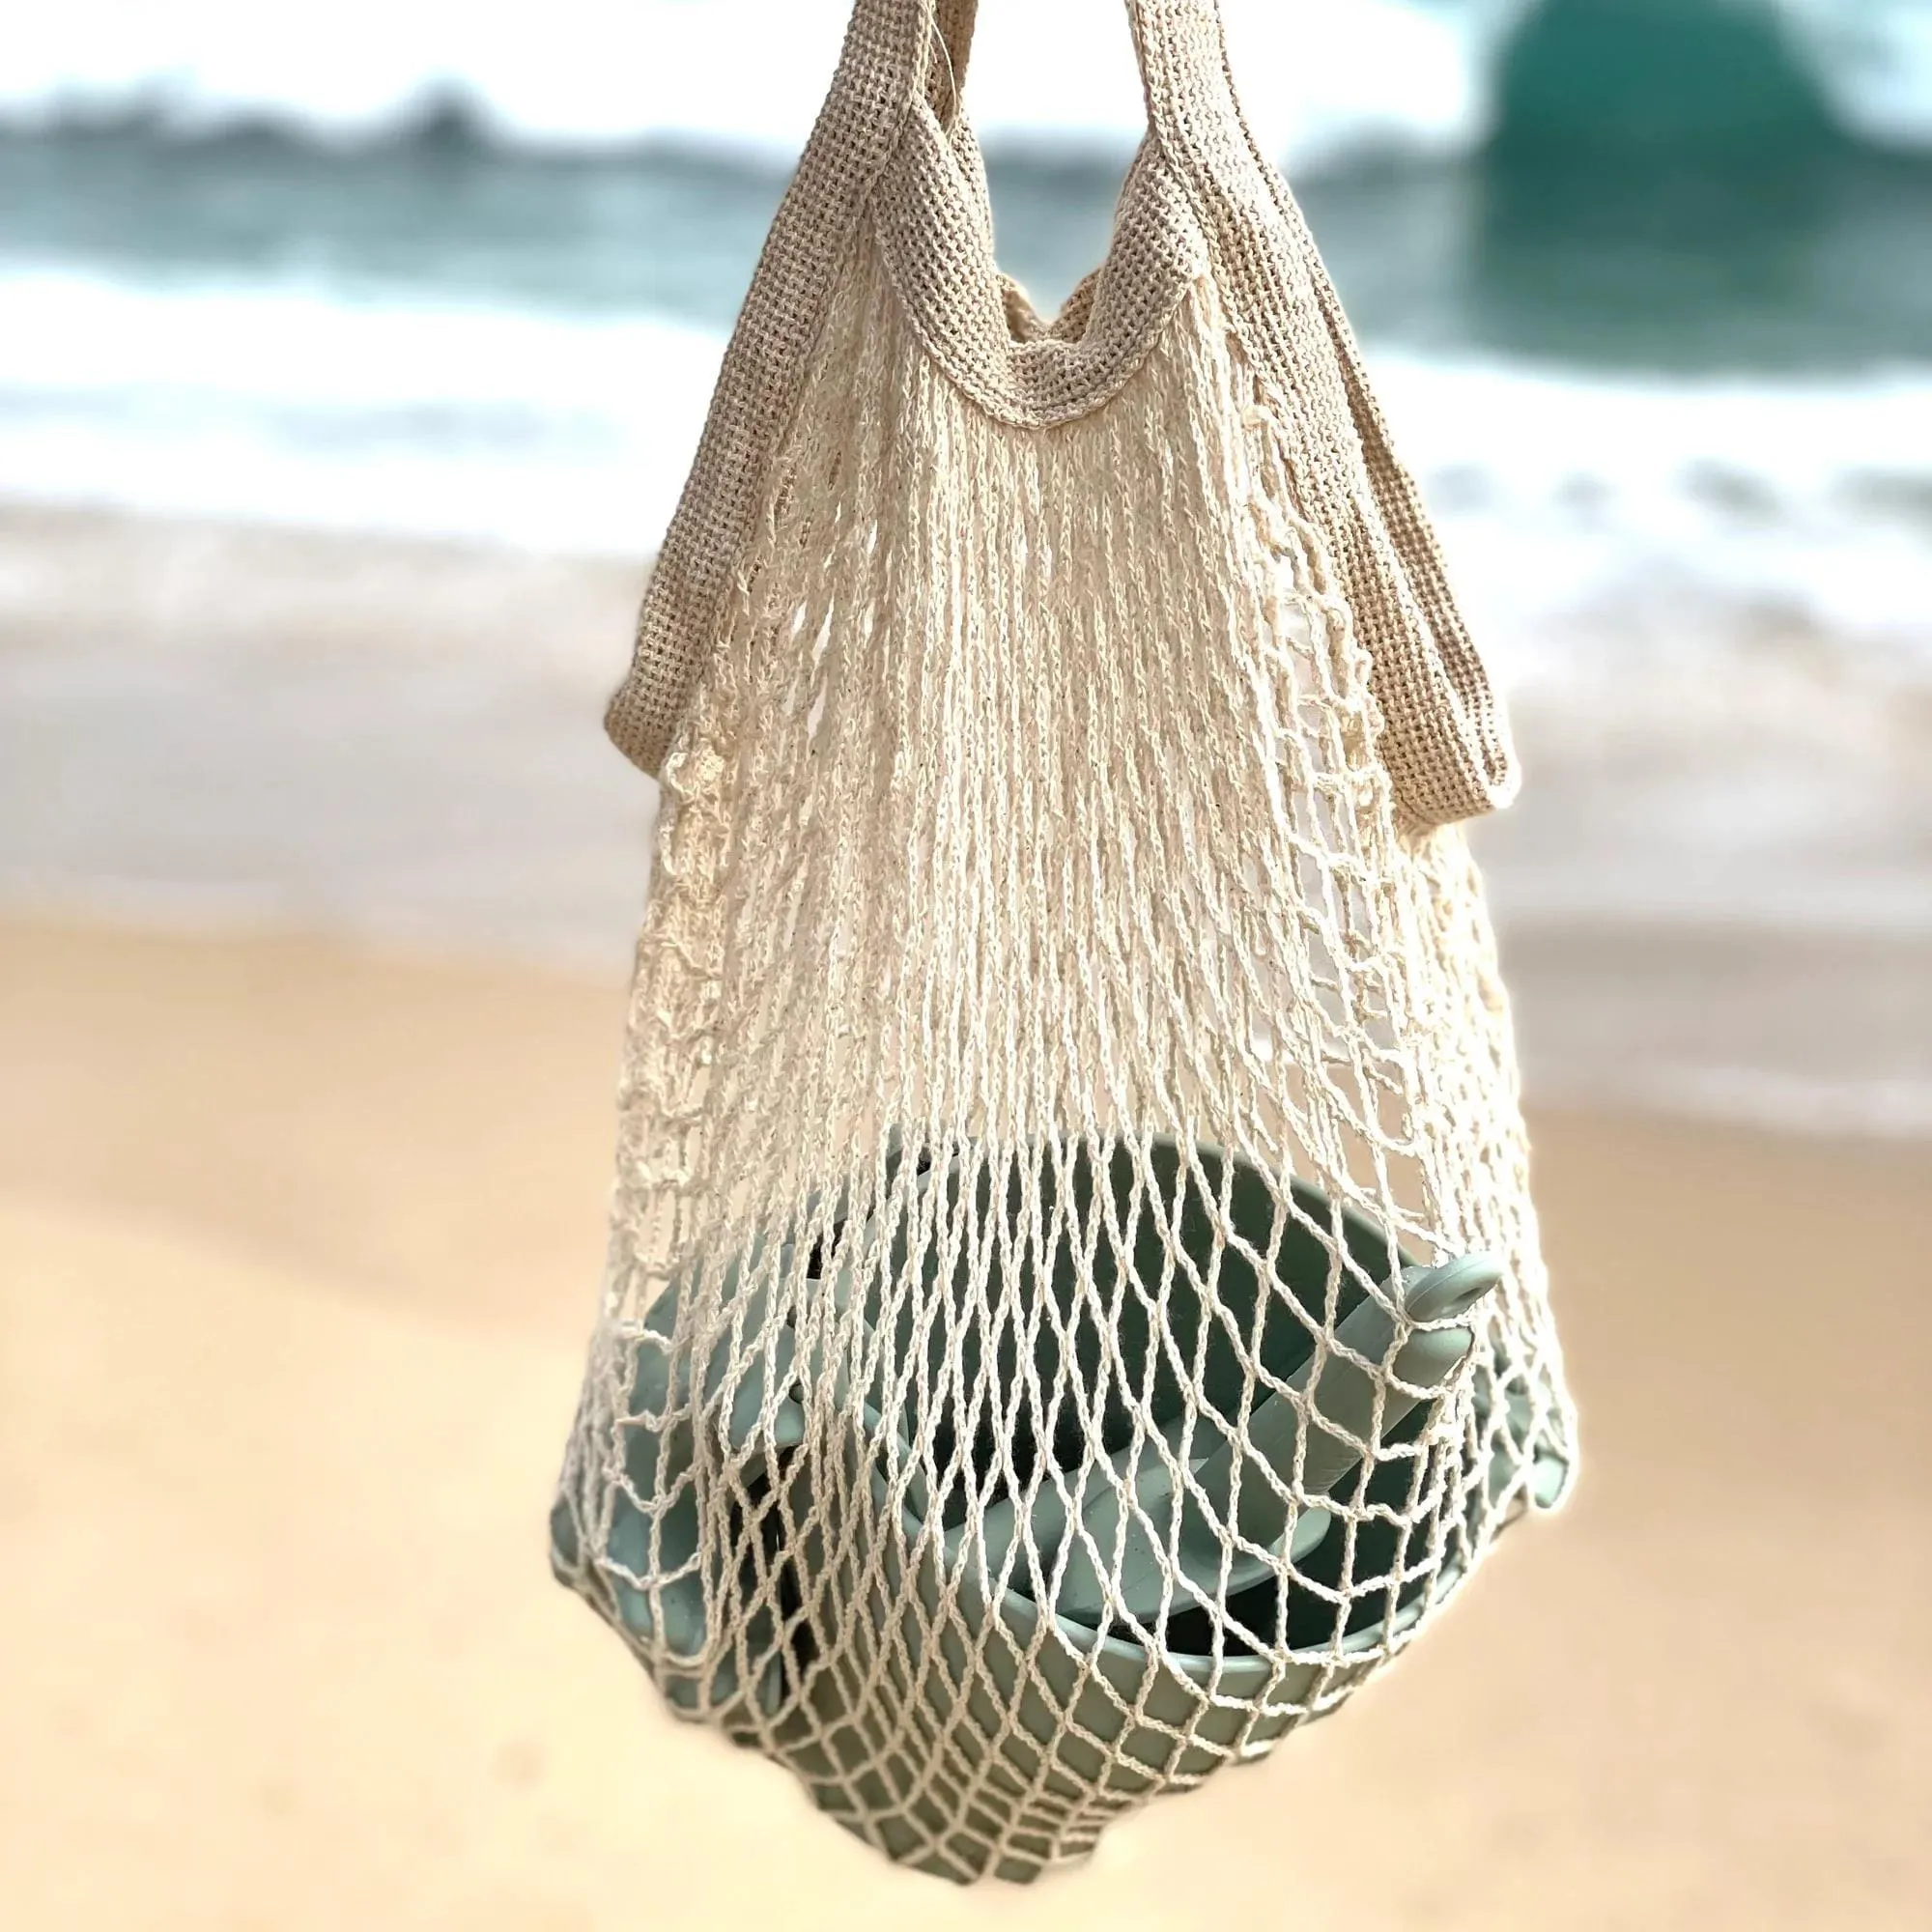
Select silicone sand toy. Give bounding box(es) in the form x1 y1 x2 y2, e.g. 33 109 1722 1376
554 1138 1564 1876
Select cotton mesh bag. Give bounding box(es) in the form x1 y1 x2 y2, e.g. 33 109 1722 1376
551 0 1577 1884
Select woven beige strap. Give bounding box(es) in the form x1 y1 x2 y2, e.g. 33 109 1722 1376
1126 0 1519 823
606 0 1517 827
603 0 930 778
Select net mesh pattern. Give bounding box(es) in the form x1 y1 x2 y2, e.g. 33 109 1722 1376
552 223 1575 1883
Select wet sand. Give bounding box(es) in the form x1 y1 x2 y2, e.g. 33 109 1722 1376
4 918 1928 1930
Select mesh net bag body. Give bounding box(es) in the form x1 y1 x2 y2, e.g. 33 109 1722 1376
552 0 1577 1884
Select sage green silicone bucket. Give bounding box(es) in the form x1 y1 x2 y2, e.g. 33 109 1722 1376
558 1138 1562 1881
769 1427 1437 1882
768 1141 1507 1878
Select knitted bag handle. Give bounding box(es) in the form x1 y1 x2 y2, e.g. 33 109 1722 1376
607 0 1517 828
1122 0 1520 825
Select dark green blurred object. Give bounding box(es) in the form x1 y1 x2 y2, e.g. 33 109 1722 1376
1496 0 1842 160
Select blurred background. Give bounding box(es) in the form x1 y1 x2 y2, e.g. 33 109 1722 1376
4 4 1929 1927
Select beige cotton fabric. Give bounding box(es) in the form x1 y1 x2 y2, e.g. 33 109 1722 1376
555 0 1575 1885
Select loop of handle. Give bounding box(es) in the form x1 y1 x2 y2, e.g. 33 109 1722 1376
908 0 1517 823
1132 1 1520 821
611 0 1515 824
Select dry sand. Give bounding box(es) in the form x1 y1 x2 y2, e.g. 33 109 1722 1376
4 918 1928 1930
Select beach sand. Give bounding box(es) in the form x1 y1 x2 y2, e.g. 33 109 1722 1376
4 917 1928 1931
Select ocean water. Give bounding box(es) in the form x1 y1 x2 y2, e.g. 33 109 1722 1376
4 0 1932 1129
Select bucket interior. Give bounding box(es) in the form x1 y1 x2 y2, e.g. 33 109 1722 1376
834 1137 1457 1652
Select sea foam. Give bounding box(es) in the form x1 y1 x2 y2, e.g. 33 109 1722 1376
6 267 1926 682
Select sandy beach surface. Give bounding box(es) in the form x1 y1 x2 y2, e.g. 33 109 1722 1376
5 917 1929 1931
5 500 1930 1926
